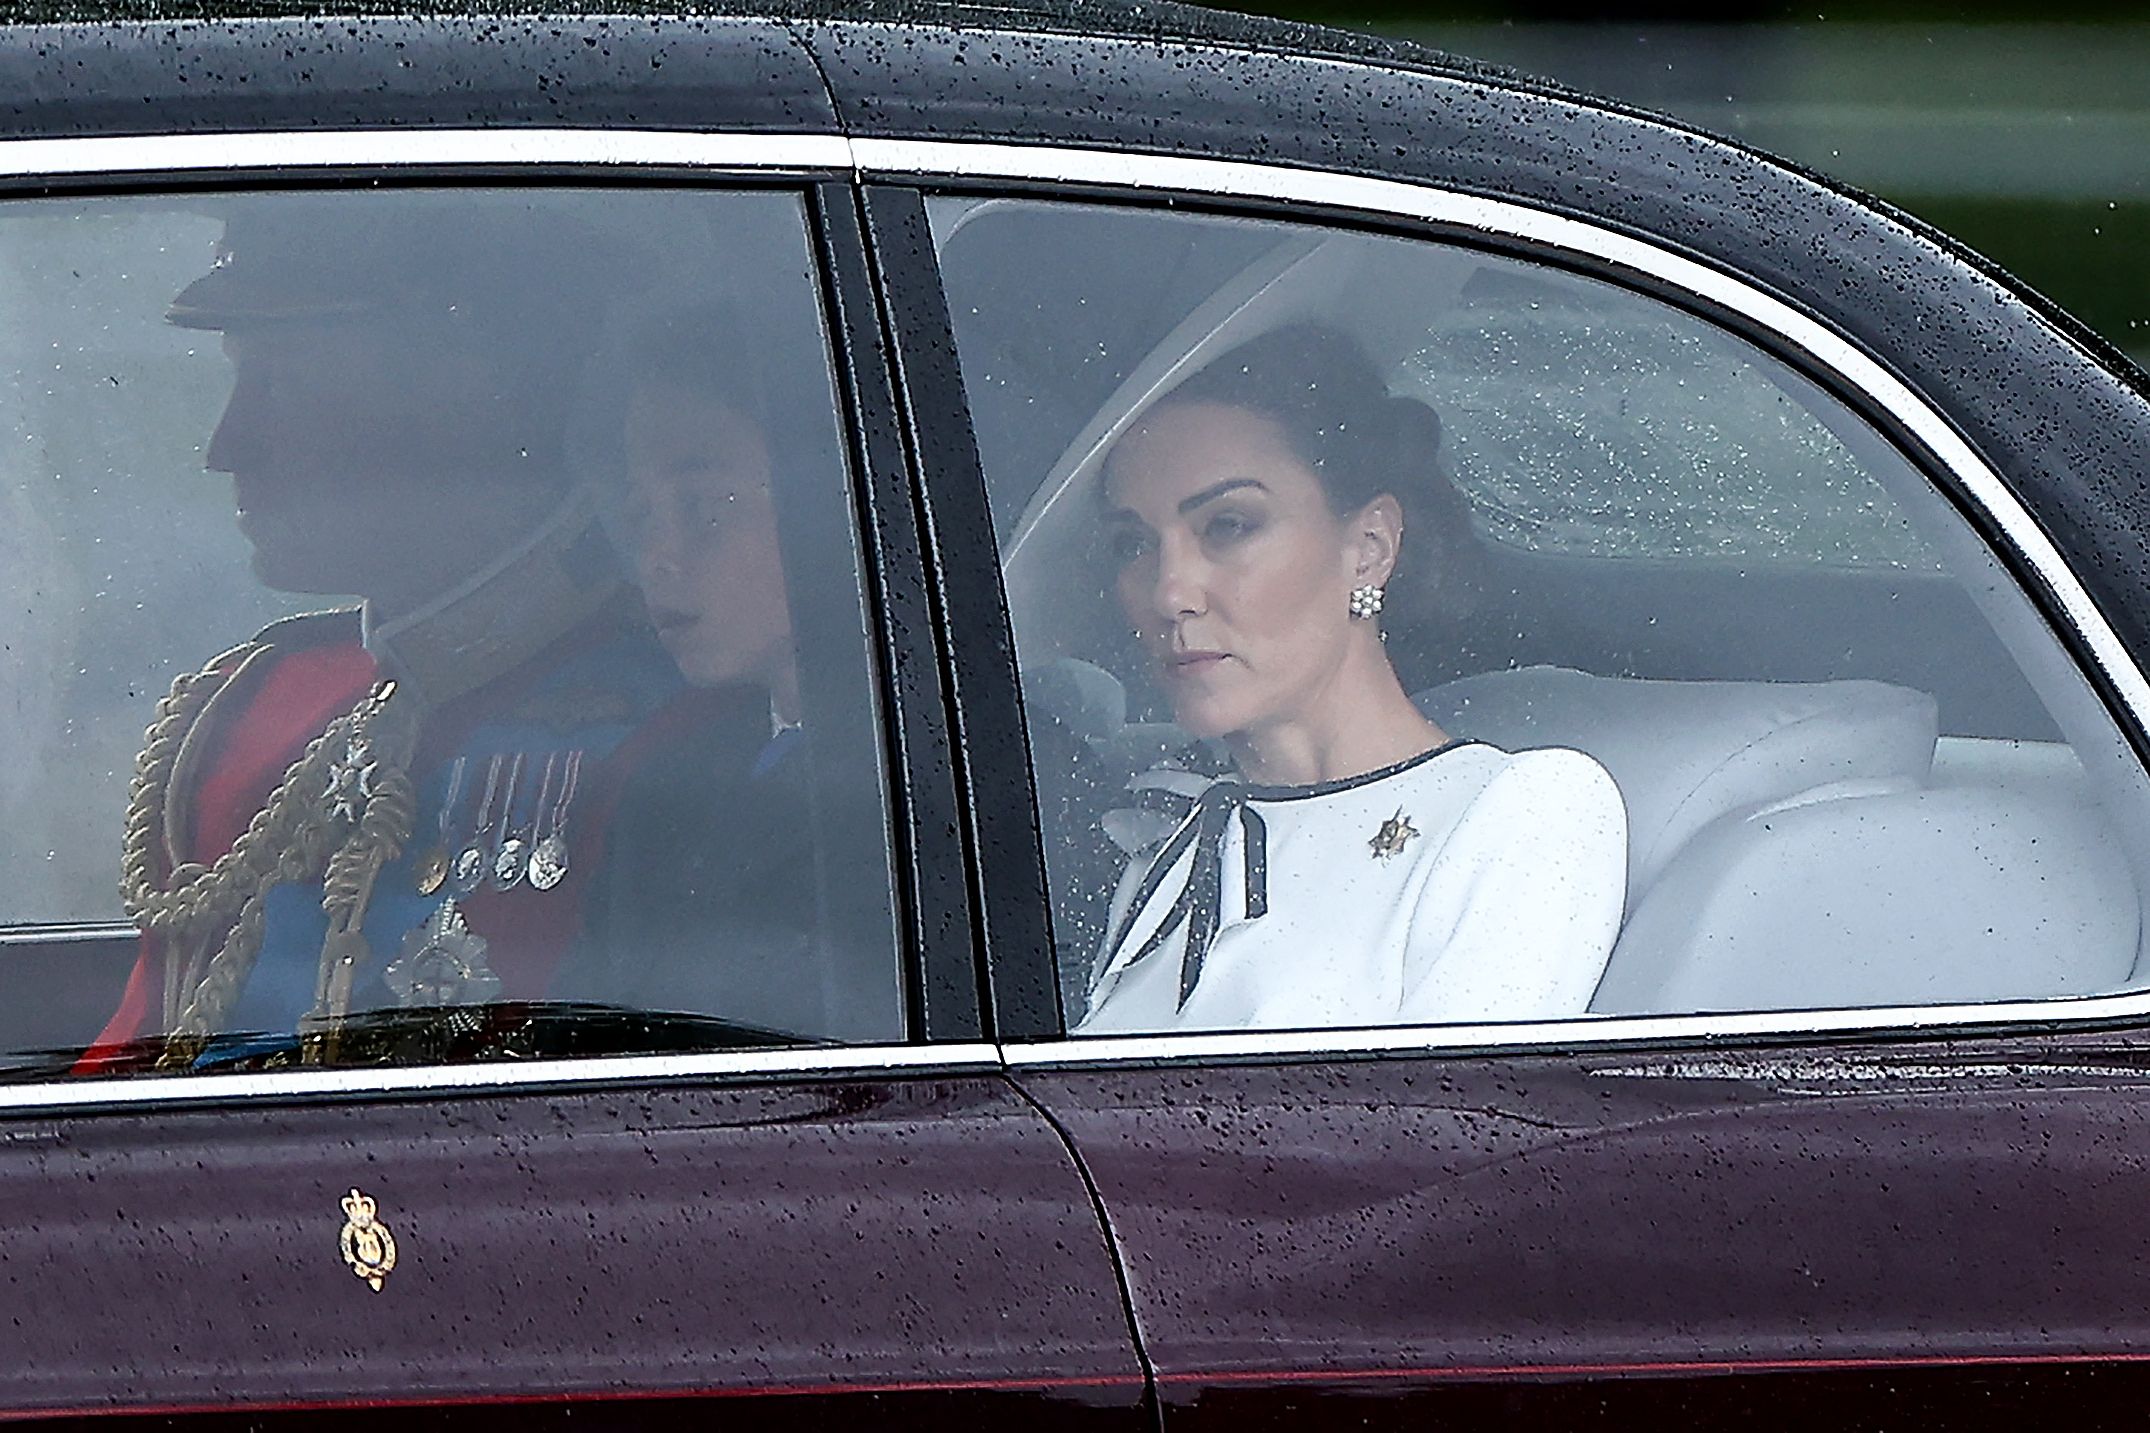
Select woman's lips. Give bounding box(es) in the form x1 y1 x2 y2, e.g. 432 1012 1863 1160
1163 650 1229 679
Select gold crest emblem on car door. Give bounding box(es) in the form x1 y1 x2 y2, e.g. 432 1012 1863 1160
338 1188 398 1291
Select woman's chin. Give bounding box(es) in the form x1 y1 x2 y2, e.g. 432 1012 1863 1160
1165 698 1245 744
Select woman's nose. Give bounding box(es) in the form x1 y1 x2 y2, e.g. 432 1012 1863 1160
1150 536 1205 620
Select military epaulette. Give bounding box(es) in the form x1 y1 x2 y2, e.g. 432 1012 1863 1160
160 607 367 867
119 617 406 1067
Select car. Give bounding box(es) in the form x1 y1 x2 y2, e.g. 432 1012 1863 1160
4 1 2150 1427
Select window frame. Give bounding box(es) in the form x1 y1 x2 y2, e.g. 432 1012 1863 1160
859 141 2150 1065
0 131 990 1110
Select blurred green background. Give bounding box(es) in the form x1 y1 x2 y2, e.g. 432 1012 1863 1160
1249 1 2150 371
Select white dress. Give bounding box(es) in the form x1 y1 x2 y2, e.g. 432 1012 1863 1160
1078 740 1628 1035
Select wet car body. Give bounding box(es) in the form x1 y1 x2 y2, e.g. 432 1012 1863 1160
4 4 2150 1430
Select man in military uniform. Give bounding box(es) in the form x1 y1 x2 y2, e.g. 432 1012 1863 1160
77 195 690 1072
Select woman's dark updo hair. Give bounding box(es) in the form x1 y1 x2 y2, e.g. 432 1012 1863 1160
1148 322 1480 653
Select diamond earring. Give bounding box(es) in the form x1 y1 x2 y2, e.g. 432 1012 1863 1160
1349 583 1385 620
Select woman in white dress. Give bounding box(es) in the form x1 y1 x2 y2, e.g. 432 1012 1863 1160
1079 325 1628 1034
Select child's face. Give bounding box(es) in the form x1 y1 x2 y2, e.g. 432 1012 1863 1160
621 383 794 692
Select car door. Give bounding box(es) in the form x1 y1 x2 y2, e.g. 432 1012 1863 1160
883 156 2150 1428
0 148 1146 1429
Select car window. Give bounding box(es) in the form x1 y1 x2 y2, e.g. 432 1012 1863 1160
0 187 904 1077
930 195 2150 1036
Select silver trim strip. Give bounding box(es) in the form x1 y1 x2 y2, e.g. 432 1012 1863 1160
0 130 852 178
857 139 2150 753
1004 990 2150 1068
0 924 138 946
0 1042 999 1114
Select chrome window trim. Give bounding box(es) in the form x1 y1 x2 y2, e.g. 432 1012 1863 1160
0 924 138 946
1000 994 2150 1068
0 130 851 178
0 1042 1000 1114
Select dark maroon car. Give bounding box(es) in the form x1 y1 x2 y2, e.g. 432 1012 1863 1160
3 2 2150 1428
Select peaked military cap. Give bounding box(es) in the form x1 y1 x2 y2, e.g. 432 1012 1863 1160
168 193 628 341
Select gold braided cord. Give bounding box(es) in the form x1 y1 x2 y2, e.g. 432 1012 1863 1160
306 699 421 1066
121 660 419 1069
157 821 342 1070
122 642 347 938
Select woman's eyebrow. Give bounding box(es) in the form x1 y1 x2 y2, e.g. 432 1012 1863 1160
1177 477 1265 516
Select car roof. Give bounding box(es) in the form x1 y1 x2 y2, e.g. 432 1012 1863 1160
0 0 2043 320
0 0 1595 143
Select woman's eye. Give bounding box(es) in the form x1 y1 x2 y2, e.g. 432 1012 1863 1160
1203 509 1262 544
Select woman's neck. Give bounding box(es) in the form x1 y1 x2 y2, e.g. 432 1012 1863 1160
1226 646 1447 787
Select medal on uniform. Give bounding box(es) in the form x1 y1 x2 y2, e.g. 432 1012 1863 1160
413 755 468 896
452 754 504 896
505 753 556 890
414 849 449 898
385 899 502 1008
1369 808 1419 861
490 752 529 891
527 749 581 891
322 735 378 825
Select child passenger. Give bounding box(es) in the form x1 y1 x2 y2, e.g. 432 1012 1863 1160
558 307 821 1036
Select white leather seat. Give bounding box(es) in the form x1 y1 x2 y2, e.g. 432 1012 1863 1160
1419 665 2140 1015
1418 665 1940 895
1595 783 2139 1012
